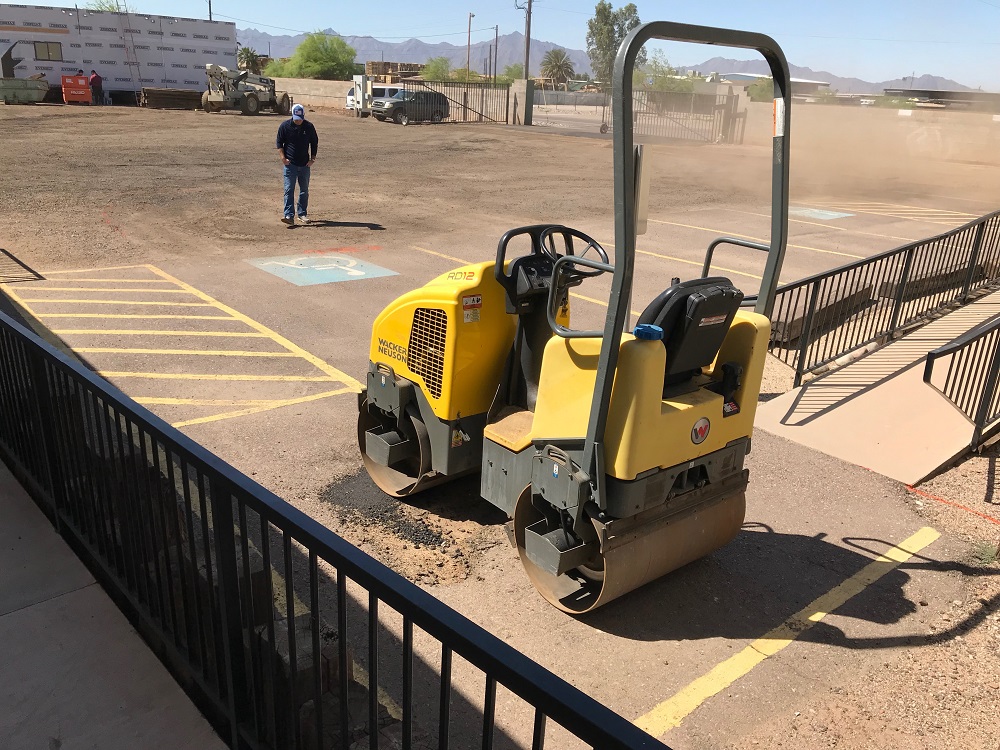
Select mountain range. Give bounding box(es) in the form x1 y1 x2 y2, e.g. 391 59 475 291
236 28 974 94
236 28 590 78
686 56 973 95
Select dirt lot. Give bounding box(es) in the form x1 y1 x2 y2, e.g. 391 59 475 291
1 101 999 749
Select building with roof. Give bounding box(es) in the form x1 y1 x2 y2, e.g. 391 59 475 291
0 3 235 94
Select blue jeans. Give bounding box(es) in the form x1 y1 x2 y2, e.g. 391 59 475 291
283 163 310 218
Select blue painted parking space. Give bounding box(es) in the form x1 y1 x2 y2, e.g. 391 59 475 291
789 207 854 221
246 252 397 286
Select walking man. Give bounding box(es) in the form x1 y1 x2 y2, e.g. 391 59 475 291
276 103 318 224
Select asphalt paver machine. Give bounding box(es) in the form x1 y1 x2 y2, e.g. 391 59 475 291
358 21 792 613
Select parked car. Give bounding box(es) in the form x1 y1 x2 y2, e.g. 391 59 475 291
346 84 405 115
371 90 450 125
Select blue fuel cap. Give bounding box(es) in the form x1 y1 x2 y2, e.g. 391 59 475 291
633 324 664 340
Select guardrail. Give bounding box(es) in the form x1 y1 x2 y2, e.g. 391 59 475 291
924 312 1000 451
0 309 669 750
759 210 1000 386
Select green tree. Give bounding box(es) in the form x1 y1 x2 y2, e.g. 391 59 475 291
449 67 482 83
237 46 262 75
496 63 524 84
86 0 137 11
541 48 575 86
586 1 645 90
264 32 356 80
634 50 692 93
421 56 451 81
747 76 773 102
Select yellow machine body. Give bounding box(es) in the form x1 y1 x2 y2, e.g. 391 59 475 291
506 310 770 479
367 262 514 422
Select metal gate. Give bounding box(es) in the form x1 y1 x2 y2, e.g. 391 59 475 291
601 89 745 144
399 80 510 124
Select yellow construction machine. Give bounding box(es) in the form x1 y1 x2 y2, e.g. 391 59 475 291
358 21 792 613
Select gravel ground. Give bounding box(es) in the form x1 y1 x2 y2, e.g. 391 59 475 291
2 100 998 749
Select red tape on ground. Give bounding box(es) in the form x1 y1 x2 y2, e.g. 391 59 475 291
905 485 1000 527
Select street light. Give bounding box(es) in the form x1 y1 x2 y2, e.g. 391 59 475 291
466 12 475 83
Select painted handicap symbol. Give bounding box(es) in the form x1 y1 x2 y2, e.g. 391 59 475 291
247 252 397 286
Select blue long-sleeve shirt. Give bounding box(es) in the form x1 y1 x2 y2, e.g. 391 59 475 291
276 118 318 166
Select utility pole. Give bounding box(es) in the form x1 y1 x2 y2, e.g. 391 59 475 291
522 0 532 79
207 0 212 21
494 24 499 83
466 12 475 82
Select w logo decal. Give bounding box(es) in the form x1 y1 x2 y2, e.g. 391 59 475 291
691 418 711 444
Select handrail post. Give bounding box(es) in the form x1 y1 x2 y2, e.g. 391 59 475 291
29 353 65 531
794 282 822 387
971 341 1000 451
961 221 987 303
888 246 917 335
209 476 252 746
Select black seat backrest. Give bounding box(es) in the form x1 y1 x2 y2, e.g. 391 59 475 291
637 277 744 388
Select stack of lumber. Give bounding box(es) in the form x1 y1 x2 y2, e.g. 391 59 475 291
140 87 202 109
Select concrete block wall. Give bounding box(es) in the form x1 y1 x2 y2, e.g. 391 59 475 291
272 78 353 110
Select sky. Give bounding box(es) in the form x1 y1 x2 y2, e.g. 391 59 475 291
131 0 1000 89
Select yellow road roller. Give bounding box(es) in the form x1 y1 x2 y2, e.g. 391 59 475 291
358 20 792 613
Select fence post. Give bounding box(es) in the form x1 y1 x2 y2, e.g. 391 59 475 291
961 221 987 303
888 246 917 335
209 477 252 746
971 341 1000 451
793 283 823 388
28 353 65 530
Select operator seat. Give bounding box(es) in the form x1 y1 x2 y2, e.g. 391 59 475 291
637 277 744 392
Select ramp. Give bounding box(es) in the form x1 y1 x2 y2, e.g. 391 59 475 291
756 289 1000 485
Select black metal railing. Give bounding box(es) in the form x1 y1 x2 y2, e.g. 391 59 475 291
924 312 1000 451
0 309 669 750
763 210 1000 386
399 80 510 124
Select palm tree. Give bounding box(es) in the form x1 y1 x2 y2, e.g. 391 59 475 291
238 46 262 75
541 48 575 87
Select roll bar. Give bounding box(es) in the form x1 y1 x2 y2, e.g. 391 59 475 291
582 21 792 498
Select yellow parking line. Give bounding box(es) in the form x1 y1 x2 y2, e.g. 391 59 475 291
24 287 194 294
146 266 363 392
637 247 762 281
411 244 470 265
37 313 238 320
634 526 940 737
726 209 917 243
828 200 976 217
171 387 353 428
40 264 148 275
0 283 38 317
52 329 269 337
76 347 298 357
647 218 864 260
135 397 291 406
35 278 177 284
99 372 339 382
18 299 214 307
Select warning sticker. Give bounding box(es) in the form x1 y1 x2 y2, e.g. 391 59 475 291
462 295 483 309
723 400 741 417
699 314 728 327
464 309 481 323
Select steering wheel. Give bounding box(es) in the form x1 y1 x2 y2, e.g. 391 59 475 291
538 226 609 278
